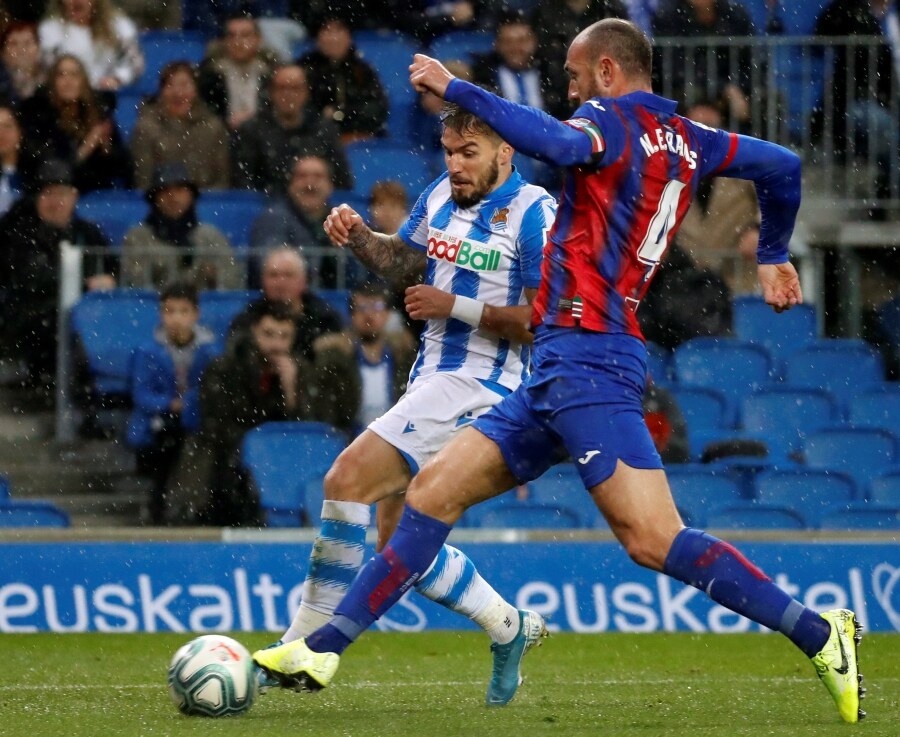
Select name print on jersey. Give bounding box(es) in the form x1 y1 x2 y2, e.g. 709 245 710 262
639 127 698 170
426 227 503 272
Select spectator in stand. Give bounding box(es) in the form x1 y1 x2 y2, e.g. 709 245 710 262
411 59 472 176
813 0 897 217
116 0 181 31
198 12 279 131
18 54 130 192
228 246 344 362
313 282 417 436
368 180 409 235
38 0 144 91
232 64 352 193
0 22 44 104
394 1 497 45
0 159 113 394
127 282 220 525
472 11 569 120
651 0 755 128
298 16 388 142
121 162 242 290
0 106 23 217
131 61 231 190
250 154 367 289
675 99 760 295
623 0 662 36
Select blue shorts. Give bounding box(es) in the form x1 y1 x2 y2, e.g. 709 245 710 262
473 327 663 489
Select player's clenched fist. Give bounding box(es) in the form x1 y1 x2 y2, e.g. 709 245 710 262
409 54 455 98
323 203 366 247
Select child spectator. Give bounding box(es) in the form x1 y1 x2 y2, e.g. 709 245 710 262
127 282 220 525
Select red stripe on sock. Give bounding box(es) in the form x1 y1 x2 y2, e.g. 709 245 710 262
367 546 411 613
694 540 770 581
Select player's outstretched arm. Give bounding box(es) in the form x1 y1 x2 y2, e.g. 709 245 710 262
324 203 426 284
405 285 535 344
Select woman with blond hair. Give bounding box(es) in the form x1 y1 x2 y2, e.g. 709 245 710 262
18 53 130 191
38 0 144 90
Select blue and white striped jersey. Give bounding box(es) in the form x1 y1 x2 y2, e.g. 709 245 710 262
398 168 557 390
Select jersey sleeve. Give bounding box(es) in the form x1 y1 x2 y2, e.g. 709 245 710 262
564 101 627 167
517 193 557 288
398 173 446 250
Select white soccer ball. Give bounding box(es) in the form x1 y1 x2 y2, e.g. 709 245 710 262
167 634 258 717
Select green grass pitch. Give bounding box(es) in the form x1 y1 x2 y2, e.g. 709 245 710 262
3 631 897 737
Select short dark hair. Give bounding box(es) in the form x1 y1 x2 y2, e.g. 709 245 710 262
159 60 197 88
439 103 502 145
351 281 389 307
160 281 199 306
579 18 652 80
249 299 296 325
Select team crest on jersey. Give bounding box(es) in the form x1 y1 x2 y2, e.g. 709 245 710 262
490 207 510 230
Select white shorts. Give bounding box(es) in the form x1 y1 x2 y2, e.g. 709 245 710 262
368 373 511 474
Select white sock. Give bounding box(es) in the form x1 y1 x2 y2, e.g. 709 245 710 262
282 499 370 643
415 544 520 645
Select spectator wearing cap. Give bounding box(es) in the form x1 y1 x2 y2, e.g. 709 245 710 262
121 162 242 290
0 105 23 216
0 22 44 103
0 158 113 390
131 61 230 190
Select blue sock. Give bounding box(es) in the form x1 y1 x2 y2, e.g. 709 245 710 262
664 528 830 657
305 505 452 655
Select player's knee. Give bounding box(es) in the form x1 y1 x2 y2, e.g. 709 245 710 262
323 456 366 503
620 533 667 572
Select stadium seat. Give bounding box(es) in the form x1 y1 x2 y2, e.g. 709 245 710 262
317 289 352 325
754 468 857 527
130 31 208 95
76 190 149 246
345 140 432 199
198 290 258 340
874 295 900 372
113 89 146 142
848 385 900 431
784 340 885 414
741 387 839 456
818 504 900 531
673 338 773 426
732 295 817 376
354 30 421 141
197 191 268 248
646 341 672 384
470 503 580 530
665 464 744 526
867 467 900 505
706 503 807 530
803 427 899 494
241 422 347 527
668 386 729 458
69 289 159 396
428 30 494 64
526 463 599 527
0 475 8 500
0 500 70 527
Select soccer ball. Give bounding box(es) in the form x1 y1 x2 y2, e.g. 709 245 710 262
167 634 258 717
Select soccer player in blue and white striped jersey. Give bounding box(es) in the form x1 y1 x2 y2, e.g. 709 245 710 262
267 105 556 705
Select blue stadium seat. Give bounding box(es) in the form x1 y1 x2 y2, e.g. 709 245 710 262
240 422 347 527
665 464 744 526
848 385 900 431
76 190 149 246
867 468 900 505
428 30 495 64
130 31 207 95
197 191 268 248
316 289 351 325
784 340 885 414
0 475 8 500
732 295 817 376
803 427 899 494
755 468 857 527
198 290 258 340
673 338 773 426
113 90 146 142
354 30 421 141
0 501 70 527
741 387 839 456
345 141 432 199
526 463 599 527
69 289 159 396
706 503 807 530
669 386 729 459
874 295 900 371
470 503 580 530
646 341 672 384
818 504 900 531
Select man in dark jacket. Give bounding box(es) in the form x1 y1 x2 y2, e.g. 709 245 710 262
0 158 112 389
231 64 353 192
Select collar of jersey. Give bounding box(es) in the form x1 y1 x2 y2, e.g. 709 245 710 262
613 90 677 114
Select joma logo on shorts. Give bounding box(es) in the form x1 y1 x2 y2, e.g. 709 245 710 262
426 228 501 272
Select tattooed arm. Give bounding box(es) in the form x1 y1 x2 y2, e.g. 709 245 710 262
323 203 426 284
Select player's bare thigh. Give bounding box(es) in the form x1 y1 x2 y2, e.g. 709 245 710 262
324 429 412 505
590 460 685 572
406 427 517 524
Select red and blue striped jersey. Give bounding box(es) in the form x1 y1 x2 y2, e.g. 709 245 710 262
531 91 737 339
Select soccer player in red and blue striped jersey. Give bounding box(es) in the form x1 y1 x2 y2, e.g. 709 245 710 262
253 19 864 724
